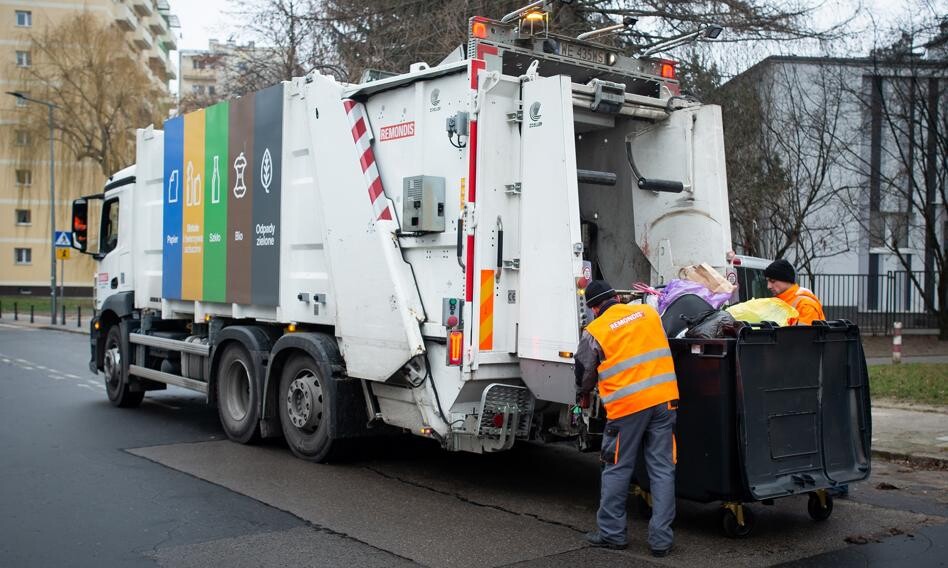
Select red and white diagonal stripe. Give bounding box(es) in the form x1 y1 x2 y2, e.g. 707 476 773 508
343 99 392 221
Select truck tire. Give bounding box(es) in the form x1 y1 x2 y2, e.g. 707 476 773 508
103 325 144 408
278 353 340 463
216 343 261 444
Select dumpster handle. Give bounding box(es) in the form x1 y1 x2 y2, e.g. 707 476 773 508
693 342 728 358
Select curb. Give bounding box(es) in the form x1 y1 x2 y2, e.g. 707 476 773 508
872 449 948 470
0 320 87 335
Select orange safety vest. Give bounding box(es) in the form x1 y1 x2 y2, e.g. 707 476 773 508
586 303 679 420
777 284 825 325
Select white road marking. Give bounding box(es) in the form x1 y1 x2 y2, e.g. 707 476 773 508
76 383 94 390
65 374 80 379
937 436 948 442
1 358 10 364
35 365 47 370
21 366 32 371
49 375 66 381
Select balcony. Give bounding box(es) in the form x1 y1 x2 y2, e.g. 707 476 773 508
133 27 154 50
149 13 167 36
131 0 153 17
113 4 136 31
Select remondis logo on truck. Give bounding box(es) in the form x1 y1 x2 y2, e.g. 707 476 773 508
162 84 283 306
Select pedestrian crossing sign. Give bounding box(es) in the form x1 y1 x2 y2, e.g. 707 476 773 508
56 248 71 260
54 231 72 248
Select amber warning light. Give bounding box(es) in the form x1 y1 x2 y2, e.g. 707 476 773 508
448 330 464 366
472 20 488 39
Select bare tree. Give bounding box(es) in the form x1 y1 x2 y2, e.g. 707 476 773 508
224 0 340 93
713 59 858 277
221 0 855 91
16 12 169 176
833 24 948 336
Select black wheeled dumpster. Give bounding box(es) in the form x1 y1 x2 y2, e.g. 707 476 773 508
632 320 872 537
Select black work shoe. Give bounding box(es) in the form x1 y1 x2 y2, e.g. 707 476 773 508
584 532 628 550
651 546 672 558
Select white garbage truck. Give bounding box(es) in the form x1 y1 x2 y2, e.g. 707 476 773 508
72 9 870 528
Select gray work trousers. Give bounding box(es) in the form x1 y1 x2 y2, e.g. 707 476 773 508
597 402 677 550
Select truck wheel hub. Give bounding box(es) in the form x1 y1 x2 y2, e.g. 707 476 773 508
104 346 121 386
287 372 322 431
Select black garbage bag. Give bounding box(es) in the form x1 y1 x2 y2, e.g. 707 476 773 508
683 309 741 339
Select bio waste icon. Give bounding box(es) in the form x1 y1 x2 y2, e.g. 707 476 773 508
233 152 247 199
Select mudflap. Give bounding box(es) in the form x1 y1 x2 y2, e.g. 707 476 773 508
735 321 871 500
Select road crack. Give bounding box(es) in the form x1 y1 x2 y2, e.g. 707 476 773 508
362 465 587 534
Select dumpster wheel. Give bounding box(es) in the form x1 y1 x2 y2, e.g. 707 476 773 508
807 491 834 521
720 503 755 538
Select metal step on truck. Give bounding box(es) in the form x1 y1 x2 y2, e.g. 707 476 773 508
70 2 870 536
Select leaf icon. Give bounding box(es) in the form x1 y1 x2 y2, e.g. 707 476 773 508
261 148 273 193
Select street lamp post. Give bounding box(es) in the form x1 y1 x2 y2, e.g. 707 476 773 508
7 92 57 324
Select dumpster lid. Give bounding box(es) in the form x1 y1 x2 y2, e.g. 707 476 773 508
735 321 871 500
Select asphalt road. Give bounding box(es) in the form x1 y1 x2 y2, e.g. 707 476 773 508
1 323 946 567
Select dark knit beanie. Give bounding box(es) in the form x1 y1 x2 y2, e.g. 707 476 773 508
764 259 796 284
584 280 616 308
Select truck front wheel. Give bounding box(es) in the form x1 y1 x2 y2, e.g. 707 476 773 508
103 325 144 408
216 344 261 444
278 353 338 462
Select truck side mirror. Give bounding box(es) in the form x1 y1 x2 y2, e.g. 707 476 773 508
72 198 89 253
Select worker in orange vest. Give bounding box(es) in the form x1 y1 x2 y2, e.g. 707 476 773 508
764 259 826 325
576 280 679 557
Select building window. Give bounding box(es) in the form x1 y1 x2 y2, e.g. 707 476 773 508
15 169 32 186
15 10 31 27
193 59 205 70
14 130 31 146
15 209 31 225
192 84 205 94
15 50 31 68
208 85 216 96
14 92 28 107
14 248 32 265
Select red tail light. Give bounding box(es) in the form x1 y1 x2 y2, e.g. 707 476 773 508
660 62 676 80
448 330 464 366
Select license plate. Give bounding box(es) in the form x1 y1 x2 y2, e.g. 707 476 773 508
561 42 610 65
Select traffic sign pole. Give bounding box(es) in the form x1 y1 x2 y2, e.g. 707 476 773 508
53 231 73 324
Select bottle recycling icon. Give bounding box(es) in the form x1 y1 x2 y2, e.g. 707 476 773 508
211 155 221 204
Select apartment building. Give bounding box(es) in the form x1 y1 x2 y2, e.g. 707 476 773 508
179 38 263 108
0 0 178 296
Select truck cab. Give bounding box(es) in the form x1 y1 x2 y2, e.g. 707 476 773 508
75 167 136 310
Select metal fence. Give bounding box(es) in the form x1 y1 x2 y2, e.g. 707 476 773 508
799 271 941 333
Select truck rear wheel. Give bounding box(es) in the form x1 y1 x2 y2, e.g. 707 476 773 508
103 325 144 408
216 343 261 443
278 353 339 462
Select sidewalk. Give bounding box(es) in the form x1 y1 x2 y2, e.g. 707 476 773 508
871 400 948 467
0 315 87 335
